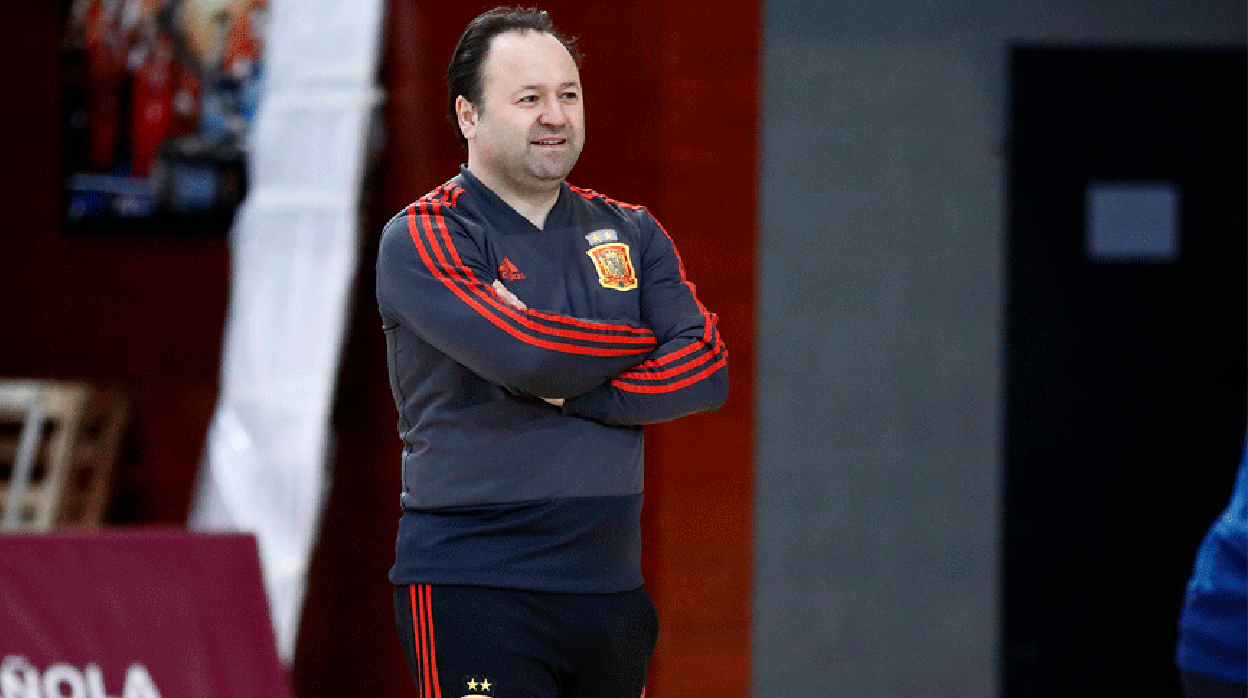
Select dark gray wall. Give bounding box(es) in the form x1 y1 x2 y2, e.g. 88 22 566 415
754 2 1246 696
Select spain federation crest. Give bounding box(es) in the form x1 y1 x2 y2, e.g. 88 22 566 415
586 242 637 291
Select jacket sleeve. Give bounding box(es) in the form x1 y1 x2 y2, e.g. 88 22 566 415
377 200 657 398
561 209 728 425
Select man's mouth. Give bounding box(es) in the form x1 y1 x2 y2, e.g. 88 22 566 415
531 137 567 146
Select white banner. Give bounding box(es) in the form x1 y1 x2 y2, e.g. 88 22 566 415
189 0 386 665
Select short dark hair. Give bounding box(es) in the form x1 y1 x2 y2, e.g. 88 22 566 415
446 7 583 149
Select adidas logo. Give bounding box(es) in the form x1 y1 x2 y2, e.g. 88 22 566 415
499 258 526 280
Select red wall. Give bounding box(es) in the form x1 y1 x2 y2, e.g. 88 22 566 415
1 3 756 696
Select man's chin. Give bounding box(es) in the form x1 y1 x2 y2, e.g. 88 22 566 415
528 162 577 185
529 150 580 179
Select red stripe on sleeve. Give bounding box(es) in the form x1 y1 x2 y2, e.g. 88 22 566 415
611 353 728 393
405 203 654 356
423 201 654 340
623 337 702 371
569 185 646 211
526 307 654 335
616 340 726 382
617 320 722 375
642 215 722 352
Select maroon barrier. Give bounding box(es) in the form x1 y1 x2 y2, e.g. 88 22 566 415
0 530 291 698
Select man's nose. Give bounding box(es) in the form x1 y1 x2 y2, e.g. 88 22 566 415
538 100 568 127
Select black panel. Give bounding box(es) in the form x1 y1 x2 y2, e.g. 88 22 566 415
1004 46 1247 698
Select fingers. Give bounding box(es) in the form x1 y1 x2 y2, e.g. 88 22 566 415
489 282 556 406
492 279 527 310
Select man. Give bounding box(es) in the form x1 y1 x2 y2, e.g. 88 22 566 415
375 7 728 698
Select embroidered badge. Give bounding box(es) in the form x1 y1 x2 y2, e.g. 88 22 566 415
460 676 494 698
586 242 637 291
585 228 618 245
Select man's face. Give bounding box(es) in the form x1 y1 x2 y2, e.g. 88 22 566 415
461 30 585 192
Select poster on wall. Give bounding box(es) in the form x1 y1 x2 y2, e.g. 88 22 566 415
61 0 267 235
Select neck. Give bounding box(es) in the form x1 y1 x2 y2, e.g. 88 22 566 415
466 160 561 229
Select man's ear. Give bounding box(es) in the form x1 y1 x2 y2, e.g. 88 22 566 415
456 95 478 141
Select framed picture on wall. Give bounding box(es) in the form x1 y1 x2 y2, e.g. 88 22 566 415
60 0 267 236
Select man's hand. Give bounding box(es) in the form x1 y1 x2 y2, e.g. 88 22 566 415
492 279 527 310
492 280 560 405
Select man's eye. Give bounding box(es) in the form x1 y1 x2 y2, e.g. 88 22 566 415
519 95 539 103
561 92 579 100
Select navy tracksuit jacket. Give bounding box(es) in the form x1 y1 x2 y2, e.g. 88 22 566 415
376 166 728 592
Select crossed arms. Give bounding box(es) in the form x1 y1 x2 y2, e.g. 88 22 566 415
377 198 727 426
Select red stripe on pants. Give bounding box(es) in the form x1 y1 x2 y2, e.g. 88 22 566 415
409 585 442 698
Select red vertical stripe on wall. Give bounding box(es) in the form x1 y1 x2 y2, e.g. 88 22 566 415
646 4 758 697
